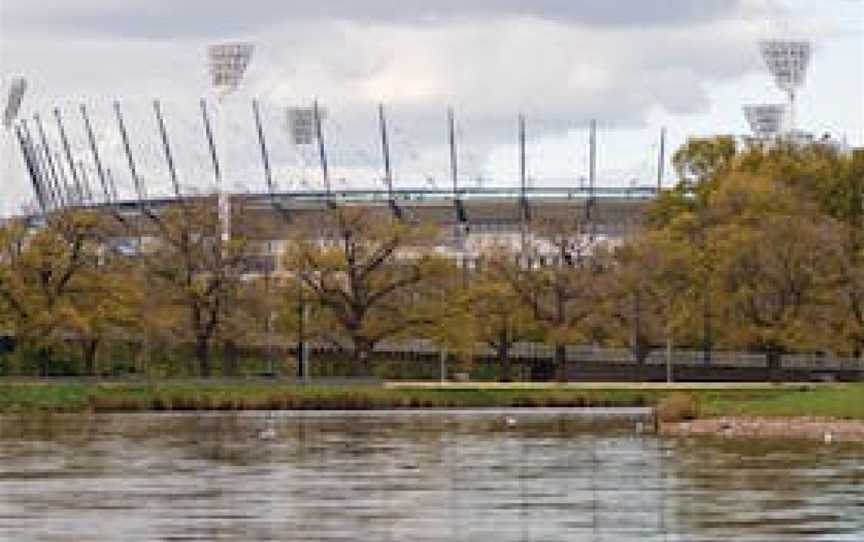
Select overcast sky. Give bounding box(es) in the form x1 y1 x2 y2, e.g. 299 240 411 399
1 0 862 215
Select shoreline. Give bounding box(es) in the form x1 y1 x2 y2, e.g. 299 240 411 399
0 381 861 422
661 416 864 443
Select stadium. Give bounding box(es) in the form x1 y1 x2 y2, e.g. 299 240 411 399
2 37 861 383
2 37 839 256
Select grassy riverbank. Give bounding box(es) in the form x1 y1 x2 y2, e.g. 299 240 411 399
0 380 861 417
696 384 864 420
0 380 654 413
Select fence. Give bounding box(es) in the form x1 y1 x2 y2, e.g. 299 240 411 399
1 334 862 381
371 339 861 370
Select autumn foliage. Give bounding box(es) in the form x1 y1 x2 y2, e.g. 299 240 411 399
1 139 862 378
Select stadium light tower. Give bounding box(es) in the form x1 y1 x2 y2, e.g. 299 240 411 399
759 39 811 134
743 104 786 140
2 77 27 217
207 42 254 243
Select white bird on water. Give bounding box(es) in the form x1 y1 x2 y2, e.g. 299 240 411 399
505 416 517 427
257 427 277 441
823 432 834 445
257 413 277 440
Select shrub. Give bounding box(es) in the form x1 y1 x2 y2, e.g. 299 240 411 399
656 393 700 423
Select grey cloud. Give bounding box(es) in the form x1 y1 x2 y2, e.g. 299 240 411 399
3 0 743 39
0 0 775 211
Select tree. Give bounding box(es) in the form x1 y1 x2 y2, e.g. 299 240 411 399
63 252 143 376
490 219 599 380
411 259 477 374
647 135 738 229
466 253 537 382
141 199 251 377
0 210 136 375
283 207 449 369
600 231 699 377
830 226 864 357
698 173 837 372
672 135 738 189
712 214 835 374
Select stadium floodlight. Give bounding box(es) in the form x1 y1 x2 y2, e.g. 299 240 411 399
2 77 27 217
759 40 811 132
288 107 315 145
287 106 327 145
743 104 786 139
206 42 254 244
3 77 27 129
207 42 255 98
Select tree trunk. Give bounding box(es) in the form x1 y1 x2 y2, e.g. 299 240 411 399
554 343 567 382
498 331 512 382
665 331 674 384
859 346 864 381
766 348 782 382
352 336 373 375
82 338 99 377
223 339 239 377
629 338 649 381
196 336 212 378
37 348 51 377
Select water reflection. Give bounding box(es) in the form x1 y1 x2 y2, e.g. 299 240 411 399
0 410 861 541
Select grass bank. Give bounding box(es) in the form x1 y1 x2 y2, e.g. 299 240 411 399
695 384 864 419
392 382 864 420
0 380 653 413
0 381 860 417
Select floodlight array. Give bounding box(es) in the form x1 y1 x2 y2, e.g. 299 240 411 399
288 107 316 145
207 42 255 93
287 106 327 145
759 40 811 94
3 77 27 128
743 104 786 138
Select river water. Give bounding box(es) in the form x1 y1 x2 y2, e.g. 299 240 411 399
0 409 861 541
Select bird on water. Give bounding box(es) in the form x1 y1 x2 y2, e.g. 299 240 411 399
257 413 277 440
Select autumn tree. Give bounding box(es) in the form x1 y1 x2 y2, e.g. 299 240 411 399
63 251 143 376
705 169 838 372
828 223 864 358
599 231 698 377
141 199 251 377
410 258 477 370
283 207 449 369
0 210 139 375
466 251 538 382
489 219 600 380
712 214 836 374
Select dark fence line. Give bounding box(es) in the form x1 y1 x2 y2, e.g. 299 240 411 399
1 336 861 382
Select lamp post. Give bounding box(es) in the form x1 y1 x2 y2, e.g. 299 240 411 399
297 276 307 381
2 77 27 217
207 42 254 244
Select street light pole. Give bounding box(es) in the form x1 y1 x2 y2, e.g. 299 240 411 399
297 278 306 381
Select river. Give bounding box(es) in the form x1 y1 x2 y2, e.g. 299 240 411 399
0 409 861 541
